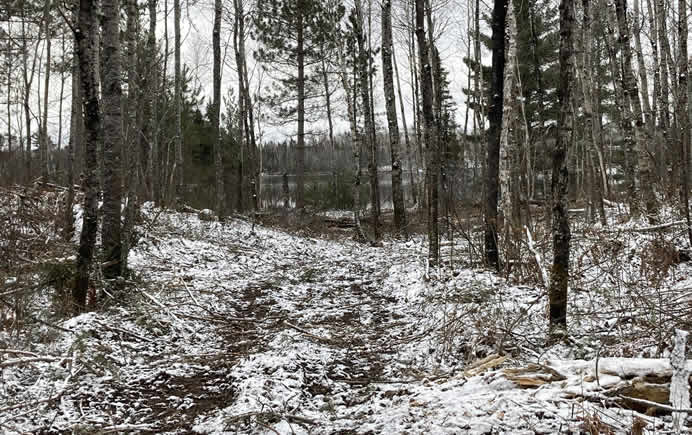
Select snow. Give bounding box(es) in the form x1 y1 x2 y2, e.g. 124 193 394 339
1 201 692 433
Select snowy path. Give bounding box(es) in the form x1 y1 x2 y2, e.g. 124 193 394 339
1 208 676 433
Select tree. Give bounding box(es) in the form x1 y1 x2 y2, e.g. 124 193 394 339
254 0 342 211
484 0 507 270
382 0 407 236
354 0 380 240
415 0 438 263
73 0 102 311
678 0 692 246
101 0 124 279
173 0 183 205
212 0 224 218
548 0 574 335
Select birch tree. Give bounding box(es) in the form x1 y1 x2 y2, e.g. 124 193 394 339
382 0 407 236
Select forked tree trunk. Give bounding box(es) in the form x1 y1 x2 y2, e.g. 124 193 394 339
339 44 368 243
415 0 438 264
355 0 380 240
382 0 407 236
548 0 575 335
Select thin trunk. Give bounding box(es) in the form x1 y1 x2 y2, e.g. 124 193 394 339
382 0 407 236
101 0 124 279
548 0 575 334
356 0 380 240
57 32 66 180
581 0 607 226
173 0 183 205
41 0 52 182
678 0 692 245
122 0 139 272
339 43 368 242
633 0 653 132
415 0 438 264
213 0 224 218
392 44 417 206
614 0 658 222
296 1 305 211
147 0 159 204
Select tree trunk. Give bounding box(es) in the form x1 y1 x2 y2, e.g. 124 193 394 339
382 0 407 236
101 0 124 279
415 0 438 264
499 0 517 237
580 0 607 226
338 43 368 243
122 0 140 272
355 0 380 240
485 0 507 270
392 45 417 206
295 1 305 211
213 0 224 218
41 0 52 182
548 0 575 335
614 0 658 223
64 5 81 240
173 0 183 206
74 0 102 312
146 0 159 204
678 0 692 246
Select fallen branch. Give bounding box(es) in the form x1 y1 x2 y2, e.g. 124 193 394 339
0 356 71 369
284 321 339 345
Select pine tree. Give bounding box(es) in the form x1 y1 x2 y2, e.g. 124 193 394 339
254 0 344 211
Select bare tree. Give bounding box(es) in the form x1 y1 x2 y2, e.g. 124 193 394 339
382 0 407 236
73 0 102 311
101 0 124 279
548 0 575 335
212 0 225 218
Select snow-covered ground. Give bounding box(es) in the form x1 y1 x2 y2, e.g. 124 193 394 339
1 200 692 433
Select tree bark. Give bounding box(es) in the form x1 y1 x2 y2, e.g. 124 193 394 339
74 0 102 311
101 0 124 279
40 0 52 182
485 0 507 270
382 0 407 236
614 0 658 223
355 0 380 240
678 0 692 246
213 0 224 218
173 0 183 206
499 0 517 236
548 0 575 334
392 44 417 206
295 0 306 211
415 0 438 264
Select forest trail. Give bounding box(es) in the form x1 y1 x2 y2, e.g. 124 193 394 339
5 206 686 434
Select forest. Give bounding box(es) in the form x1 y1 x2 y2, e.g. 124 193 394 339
2 0 692 432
